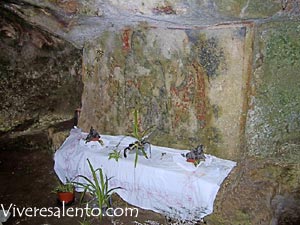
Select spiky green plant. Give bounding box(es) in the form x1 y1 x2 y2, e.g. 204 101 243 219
73 159 121 221
125 109 154 167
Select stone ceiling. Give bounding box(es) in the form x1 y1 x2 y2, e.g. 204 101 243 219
1 0 298 48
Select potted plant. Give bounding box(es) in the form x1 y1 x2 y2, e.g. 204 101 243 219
123 109 155 167
73 159 121 221
53 180 75 205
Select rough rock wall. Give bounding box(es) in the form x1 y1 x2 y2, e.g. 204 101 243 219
0 10 83 133
75 2 300 222
207 157 300 225
207 19 300 225
245 21 300 163
1 0 300 224
107 0 288 18
3 0 298 49
79 23 253 159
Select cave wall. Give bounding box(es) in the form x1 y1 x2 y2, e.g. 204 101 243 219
0 0 299 224
78 1 300 161
107 0 283 18
245 21 300 164
0 0 295 159
78 23 253 159
76 3 300 223
0 10 83 134
209 18 300 225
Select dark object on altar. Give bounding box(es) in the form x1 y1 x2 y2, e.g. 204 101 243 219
183 145 206 166
85 127 104 145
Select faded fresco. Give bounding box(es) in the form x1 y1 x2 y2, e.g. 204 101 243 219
79 24 253 159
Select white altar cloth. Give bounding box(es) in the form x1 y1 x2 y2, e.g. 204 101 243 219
54 128 236 220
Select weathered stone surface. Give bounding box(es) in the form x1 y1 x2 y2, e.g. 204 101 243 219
245 21 300 164
211 20 300 225
1 0 300 49
0 10 83 133
106 0 292 19
78 23 253 159
206 157 300 225
214 0 282 19
1 1 300 225
0 114 74 154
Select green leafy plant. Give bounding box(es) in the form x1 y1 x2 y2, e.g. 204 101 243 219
123 109 154 167
53 179 74 193
73 159 121 221
108 136 125 162
108 149 122 162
